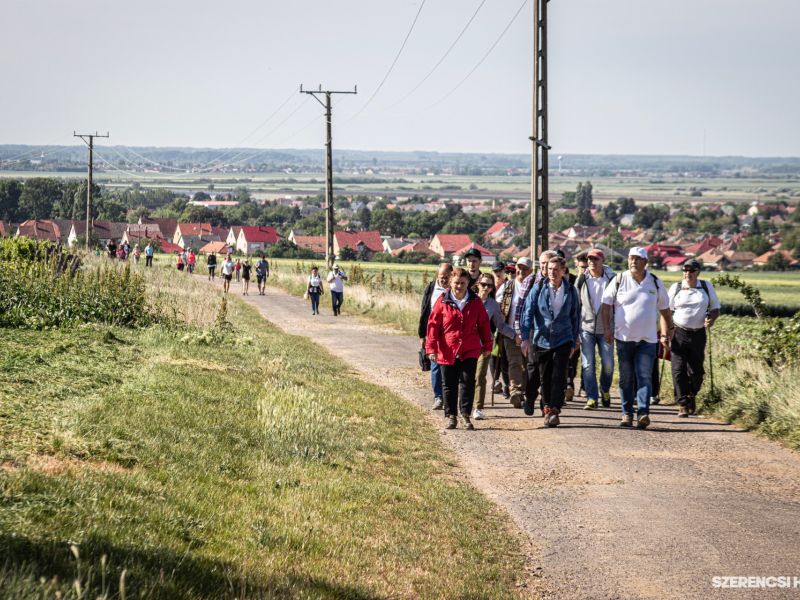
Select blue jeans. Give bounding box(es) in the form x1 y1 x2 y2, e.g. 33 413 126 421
616 340 657 416
309 292 320 313
580 331 614 401
431 359 443 400
331 291 344 315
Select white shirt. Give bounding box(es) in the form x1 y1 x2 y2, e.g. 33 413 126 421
453 293 469 311
601 271 670 343
221 260 234 275
327 270 346 293
308 274 322 289
585 272 607 314
431 283 448 309
669 280 721 330
549 281 566 318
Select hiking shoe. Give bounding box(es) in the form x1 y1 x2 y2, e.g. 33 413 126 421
677 405 689 418
637 414 651 429
492 380 503 394
619 414 633 427
523 396 535 416
432 397 444 411
565 385 575 403
688 396 697 415
461 415 474 430
472 409 486 420
650 396 660 406
445 415 457 429
583 399 598 410
543 408 560 428
510 394 523 409
601 392 611 408
502 385 510 399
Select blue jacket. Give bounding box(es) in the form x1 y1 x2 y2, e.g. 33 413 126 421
520 278 580 350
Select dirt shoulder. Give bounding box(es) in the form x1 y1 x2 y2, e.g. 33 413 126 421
237 282 800 600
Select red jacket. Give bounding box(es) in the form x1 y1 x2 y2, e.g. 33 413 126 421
425 291 493 365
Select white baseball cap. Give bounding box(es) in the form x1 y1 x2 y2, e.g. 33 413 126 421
628 246 648 259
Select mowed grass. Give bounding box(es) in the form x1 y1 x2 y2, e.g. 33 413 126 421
0 269 531 598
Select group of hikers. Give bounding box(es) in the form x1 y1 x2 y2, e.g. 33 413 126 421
420 247 720 430
105 239 155 266
206 252 271 296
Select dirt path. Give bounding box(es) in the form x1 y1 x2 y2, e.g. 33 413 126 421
229 282 800 599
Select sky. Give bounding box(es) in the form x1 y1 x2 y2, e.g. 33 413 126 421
1 0 799 157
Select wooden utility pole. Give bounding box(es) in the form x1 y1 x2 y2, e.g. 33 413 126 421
530 0 551 262
300 85 357 268
73 131 109 249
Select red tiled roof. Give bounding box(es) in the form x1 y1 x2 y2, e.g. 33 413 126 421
433 233 472 253
293 235 327 254
455 242 495 258
177 222 214 237
239 226 279 244
160 241 184 254
391 241 435 256
199 241 233 254
485 221 511 236
662 256 688 266
334 230 383 252
17 220 60 242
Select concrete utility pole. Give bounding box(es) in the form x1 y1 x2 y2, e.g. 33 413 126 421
300 85 357 268
73 131 109 249
530 0 551 262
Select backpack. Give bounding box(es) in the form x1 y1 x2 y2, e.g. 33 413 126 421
612 271 661 305
669 280 711 313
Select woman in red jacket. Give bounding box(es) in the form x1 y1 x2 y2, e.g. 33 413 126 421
426 267 493 430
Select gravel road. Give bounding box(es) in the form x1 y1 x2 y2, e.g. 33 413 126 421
234 283 800 599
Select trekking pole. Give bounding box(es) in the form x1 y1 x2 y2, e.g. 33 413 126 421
658 353 666 403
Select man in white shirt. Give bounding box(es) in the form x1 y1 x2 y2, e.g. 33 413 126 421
576 248 615 410
668 259 721 417
601 247 674 429
496 257 535 408
327 264 348 316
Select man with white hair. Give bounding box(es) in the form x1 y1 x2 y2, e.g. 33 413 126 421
601 247 674 429
496 257 535 408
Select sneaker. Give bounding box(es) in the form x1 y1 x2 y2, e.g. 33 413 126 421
523 396 535 416
510 394 523 409
637 414 651 429
583 399 598 410
677 405 689 418
472 409 486 420
619 414 633 427
502 385 510 400
445 415 457 429
650 396 660 406
492 380 503 394
601 392 611 408
432 397 444 411
565 385 575 403
461 415 474 430
543 408 560 428
688 396 697 415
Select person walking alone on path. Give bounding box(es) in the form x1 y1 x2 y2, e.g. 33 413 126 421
426 267 492 430
496 257 536 409
255 255 270 296
327 264 348 316
668 258 721 417
207 251 217 280
241 258 252 295
419 262 453 410
473 274 518 420
221 254 235 294
576 249 615 410
144 242 154 267
307 266 324 315
520 255 581 427
601 247 674 429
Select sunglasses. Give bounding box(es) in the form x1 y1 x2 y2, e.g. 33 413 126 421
683 269 699 273
478 282 493 287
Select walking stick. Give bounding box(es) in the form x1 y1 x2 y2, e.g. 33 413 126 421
658 353 666 403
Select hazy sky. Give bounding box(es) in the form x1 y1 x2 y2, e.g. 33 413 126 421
2 0 798 157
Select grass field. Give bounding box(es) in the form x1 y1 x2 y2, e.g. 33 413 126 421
0 261 531 598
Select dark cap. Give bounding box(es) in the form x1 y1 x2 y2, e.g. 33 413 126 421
491 261 505 272
463 248 483 260
683 258 702 272
554 249 566 259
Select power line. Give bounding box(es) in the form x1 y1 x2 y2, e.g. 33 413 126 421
428 0 529 109
115 146 186 171
349 0 428 120
92 149 149 179
391 0 489 108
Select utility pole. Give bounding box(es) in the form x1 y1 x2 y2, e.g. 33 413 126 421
300 85 357 268
530 0 551 262
74 131 109 249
